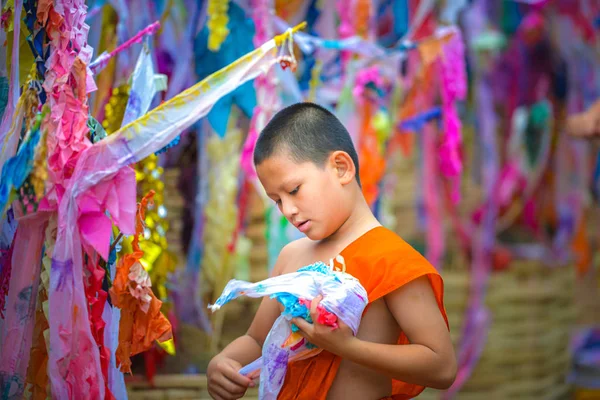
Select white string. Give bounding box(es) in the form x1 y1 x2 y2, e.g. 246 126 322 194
328 255 346 273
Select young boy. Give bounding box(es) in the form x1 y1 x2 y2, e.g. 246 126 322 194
207 103 456 400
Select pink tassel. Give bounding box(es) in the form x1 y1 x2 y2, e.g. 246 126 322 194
439 29 467 204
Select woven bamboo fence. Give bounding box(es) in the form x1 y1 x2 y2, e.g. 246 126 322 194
126 374 259 400
420 255 576 400
574 205 600 328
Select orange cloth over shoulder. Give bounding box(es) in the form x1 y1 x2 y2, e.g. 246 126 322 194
278 226 448 400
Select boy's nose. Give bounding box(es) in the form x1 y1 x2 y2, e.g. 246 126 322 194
282 201 298 218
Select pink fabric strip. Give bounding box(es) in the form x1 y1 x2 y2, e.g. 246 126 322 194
240 0 279 181
443 75 497 400
439 29 466 204
422 123 444 269
0 209 49 399
43 0 105 397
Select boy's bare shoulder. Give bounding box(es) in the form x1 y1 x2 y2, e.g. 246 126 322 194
280 237 313 253
274 238 314 275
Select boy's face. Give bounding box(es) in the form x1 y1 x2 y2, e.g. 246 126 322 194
256 150 351 241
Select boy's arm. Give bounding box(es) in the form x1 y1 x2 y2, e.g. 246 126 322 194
345 276 456 389
211 241 296 366
293 276 456 390
215 295 281 366
208 243 298 398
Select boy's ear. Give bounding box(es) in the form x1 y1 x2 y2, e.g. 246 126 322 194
329 151 356 185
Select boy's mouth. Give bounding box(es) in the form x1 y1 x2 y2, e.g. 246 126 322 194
296 220 311 233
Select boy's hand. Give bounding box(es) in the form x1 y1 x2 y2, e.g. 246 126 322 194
207 356 255 400
292 295 356 357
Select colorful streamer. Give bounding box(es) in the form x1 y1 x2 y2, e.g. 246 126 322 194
39 24 303 397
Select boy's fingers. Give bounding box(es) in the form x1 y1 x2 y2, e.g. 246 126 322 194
221 376 247 394
221 379 246 398
223 367 252 388
593 116 600 137
208 386 228 400
214 378 245 399
208 392 222 400
310 295 322 321
292 317 311 333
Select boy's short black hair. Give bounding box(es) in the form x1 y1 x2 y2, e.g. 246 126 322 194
253 102 361 187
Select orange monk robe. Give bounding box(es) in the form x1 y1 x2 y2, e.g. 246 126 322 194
278 226 448 400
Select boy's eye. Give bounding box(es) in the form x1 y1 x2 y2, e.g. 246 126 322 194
289 186 300 195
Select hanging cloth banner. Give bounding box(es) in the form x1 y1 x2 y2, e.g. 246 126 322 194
43 24 305 398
